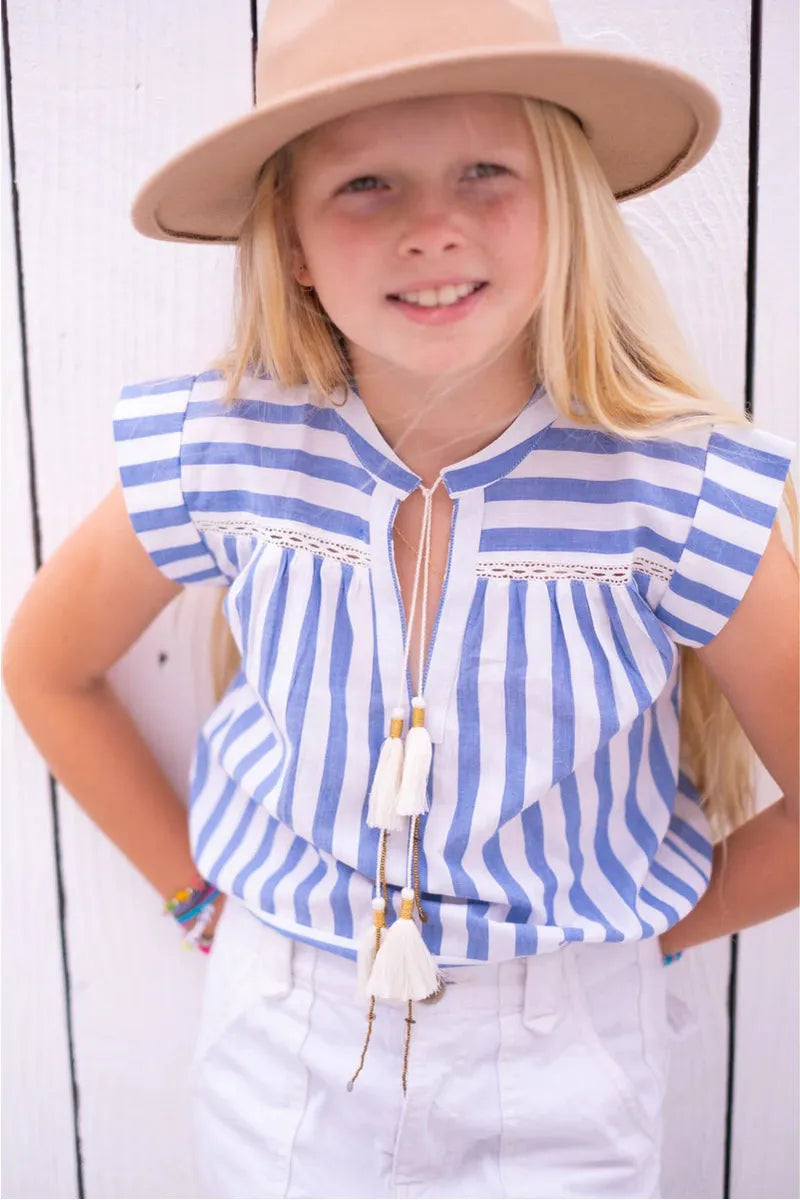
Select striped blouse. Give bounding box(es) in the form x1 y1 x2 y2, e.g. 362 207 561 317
113 370 795 963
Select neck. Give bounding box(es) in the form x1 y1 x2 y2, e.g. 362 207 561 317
348 348 538 486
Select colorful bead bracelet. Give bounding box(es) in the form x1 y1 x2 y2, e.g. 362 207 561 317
164 873 220 954
662 950 683 966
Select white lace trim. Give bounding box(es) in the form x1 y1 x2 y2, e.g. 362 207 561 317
476 553 672 584
194 514 672 583
194 515 371 568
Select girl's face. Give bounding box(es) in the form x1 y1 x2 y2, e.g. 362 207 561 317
288 93 546 384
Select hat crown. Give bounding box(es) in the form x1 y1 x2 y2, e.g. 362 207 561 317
255 0 562 106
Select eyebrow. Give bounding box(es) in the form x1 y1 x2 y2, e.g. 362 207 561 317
307 139 526 178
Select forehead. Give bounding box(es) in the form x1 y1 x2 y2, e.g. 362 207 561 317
294 93 530 163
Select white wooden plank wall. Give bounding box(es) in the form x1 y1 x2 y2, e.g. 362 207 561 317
2 2 797 1197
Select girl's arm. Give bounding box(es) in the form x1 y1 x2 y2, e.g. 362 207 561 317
2 483 221 927
660 521 799 956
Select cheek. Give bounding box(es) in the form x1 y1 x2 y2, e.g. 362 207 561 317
307 220 381 296
489 200 545 287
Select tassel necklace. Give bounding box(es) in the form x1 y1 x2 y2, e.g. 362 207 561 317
349 477 446 1094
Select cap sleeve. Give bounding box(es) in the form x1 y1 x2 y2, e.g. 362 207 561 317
654 422 795 647
112 374 232 586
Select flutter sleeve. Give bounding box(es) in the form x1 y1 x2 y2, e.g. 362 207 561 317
112 374 232 586
653 421 796 647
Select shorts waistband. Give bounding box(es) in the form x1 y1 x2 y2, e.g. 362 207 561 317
236 904 661 1023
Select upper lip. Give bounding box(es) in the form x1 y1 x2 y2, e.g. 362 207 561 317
387 278 486 295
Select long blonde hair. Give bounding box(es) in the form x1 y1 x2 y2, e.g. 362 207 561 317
210 95 798 844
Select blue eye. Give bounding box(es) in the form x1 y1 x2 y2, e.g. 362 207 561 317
465 162 510 177
341 175 384 193
343 163 510 193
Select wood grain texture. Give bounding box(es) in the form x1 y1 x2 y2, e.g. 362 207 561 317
730 0 799 1195
552 8 752 1195
4 1 250 1195
1 32 78 1200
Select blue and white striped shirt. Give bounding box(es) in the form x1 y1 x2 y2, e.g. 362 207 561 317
113 370 795 962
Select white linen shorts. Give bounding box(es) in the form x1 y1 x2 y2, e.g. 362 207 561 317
190 898 671 1199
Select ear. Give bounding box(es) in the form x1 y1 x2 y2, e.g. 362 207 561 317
288 238 314 288
292 259 314 288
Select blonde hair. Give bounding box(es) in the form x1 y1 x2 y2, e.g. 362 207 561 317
210 95 798 845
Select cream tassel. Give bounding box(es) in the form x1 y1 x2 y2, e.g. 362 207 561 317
367 887 442 1002
356 896 387 997
366 709 405 830
395 698 432 816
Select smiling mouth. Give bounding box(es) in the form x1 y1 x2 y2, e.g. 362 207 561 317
387 281 488 308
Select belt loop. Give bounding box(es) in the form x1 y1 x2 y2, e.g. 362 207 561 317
523 948 566 1034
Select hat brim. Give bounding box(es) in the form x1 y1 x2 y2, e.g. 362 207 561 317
131 46 721 243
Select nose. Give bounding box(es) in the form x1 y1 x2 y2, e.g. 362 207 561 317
396 196 467 259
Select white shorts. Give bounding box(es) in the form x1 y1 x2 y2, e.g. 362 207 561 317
190 898 671 1199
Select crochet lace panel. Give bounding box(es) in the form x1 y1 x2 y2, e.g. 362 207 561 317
194 515 672 583
194 515 371 569
475 552 672 584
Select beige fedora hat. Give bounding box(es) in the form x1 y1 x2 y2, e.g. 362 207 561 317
131 0 721 244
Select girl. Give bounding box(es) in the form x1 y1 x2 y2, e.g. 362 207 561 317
4 1 798 1197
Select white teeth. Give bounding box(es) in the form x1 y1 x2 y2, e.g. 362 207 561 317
395 282 481 307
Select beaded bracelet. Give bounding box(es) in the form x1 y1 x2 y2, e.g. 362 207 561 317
164 873 220 954
662 950 683 966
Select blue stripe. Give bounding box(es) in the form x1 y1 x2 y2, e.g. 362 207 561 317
560 774 624 939
129 504 191 534
654 609 713 645
208 800 261 881
275 559 323 828
184 490 369 542
182 441 374 493
480 525 684 560
519 801 558 930
487 476 698 515
228 733 278 786
330 861 355 939
356 581 384 881
259 835 308 912
313 569 354 853
573 583 649 934
150 542 209 569
710 431 791 479
536 426 706 468
648 859 701 905
549 584 620 934
294 858 328 927
444 427 552 493
254 547 289 696
482 583 536 948
550 581 574 783
446 582 487 957
622 716 659 878
664 570 737 618
647 703 677 812
662 835 711 886
194 778 238 863
119 458 181 487
231 816 280 897
684 526 766 575
701 477 782 526
114 412 185 439
669 814 714 862
638 886 680 924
